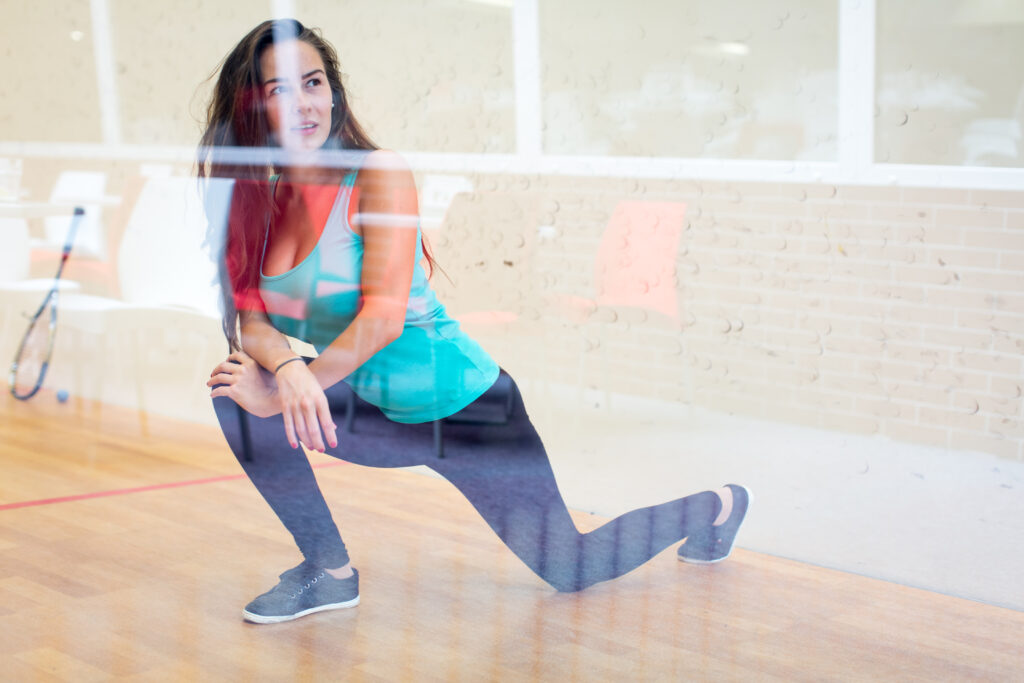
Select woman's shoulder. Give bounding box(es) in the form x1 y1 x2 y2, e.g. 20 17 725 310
355 150 413 186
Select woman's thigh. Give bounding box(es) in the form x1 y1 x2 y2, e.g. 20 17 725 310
318 369 522 469
216 369 526 470
211 379 436 469
325 383 439 468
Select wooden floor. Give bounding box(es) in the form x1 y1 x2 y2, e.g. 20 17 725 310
2 392 1023 681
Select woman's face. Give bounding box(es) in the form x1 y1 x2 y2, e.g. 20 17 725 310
259 39 333 152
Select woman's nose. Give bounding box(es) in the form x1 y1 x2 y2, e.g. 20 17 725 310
292 89 310 112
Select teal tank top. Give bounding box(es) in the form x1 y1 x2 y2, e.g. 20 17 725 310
258 169 499 423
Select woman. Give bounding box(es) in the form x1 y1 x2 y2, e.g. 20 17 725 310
200 18 750 624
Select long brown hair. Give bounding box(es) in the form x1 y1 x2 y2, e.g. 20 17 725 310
198 19 390 349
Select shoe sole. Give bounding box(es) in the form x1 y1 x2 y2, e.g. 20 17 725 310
243 595 360 624
678 485 753 565
678 552 732 565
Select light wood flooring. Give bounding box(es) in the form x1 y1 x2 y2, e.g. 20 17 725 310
2 391 1023 681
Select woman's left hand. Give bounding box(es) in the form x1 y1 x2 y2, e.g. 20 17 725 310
208 351 281 419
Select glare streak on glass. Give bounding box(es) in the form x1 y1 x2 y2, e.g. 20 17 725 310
837 0 876 178
876 0 1024 167
89 0 122 144
514 0 543 157
539 0 839 161
271 0 296 20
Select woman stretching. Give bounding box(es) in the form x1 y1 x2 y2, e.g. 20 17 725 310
199 18 751 624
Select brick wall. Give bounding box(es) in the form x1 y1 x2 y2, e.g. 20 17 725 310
431 175 1024 460
10 158 1021 459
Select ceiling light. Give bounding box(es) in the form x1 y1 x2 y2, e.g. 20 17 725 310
719 42 750 56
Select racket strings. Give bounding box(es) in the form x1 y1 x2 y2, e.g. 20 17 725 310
9 207 79 400
10 301 56 399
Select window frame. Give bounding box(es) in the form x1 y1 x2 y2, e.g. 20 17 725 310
2 0 1021 191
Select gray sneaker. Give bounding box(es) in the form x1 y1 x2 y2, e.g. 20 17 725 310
243 562 360 624
678 484 752 564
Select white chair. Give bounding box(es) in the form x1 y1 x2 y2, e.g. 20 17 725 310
24 171 123 296
114 176 223 316
0 217 31 282
55 175 233 420
0 157 29 281
43 171 111 259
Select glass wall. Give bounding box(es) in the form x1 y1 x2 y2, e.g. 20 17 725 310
539 0 838 160
7 0 1024 174
297 0 516 153
876 0 1024 167
1 0 103 142
1 1 1022 658
111 0 270 146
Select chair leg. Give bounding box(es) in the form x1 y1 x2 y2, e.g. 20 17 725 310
345 388 355 433
237 404 253 463
434 420 444 458
504 375 516 418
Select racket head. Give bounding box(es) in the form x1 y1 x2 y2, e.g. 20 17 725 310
9 291 58 400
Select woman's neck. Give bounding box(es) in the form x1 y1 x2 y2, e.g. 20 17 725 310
278 161 342 186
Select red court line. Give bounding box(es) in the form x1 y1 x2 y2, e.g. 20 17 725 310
0 460 348 511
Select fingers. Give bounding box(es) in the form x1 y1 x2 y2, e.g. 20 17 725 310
209 352 251 377
305 397 329 450
213 353 333 452
302 399 326 452
280 395 334 453
288 396 323 452
210 385 231 399
283 395 320 452
209 354 250 377
291 403 314 451
209 361 235 378
317 399 338 449
282 407 299 450
206 371 235 388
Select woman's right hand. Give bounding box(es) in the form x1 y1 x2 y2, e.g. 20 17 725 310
274 360 338 452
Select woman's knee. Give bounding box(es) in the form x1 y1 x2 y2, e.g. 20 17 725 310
211 395 252 462
211 395 290 465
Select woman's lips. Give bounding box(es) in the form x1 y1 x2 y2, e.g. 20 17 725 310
291 122 319 136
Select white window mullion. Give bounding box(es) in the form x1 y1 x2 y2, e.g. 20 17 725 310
837 0 876 183
89 0 121 145
513 0 542 158
271 0 295 19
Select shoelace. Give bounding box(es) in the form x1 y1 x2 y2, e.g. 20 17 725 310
288 570 325 599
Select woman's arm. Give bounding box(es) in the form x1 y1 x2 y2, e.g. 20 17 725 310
210 151 419 452
239 310 302 371
304 150 418 388
265 150 419 450
239 310 305 371
208 310 312 436
208 180 336 448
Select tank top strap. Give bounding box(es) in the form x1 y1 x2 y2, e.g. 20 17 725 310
259 157 364 276
343 167 359 187
259 174 283 273
335 152 370 234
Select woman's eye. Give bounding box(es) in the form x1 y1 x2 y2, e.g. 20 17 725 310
305 77 322 88
268 85 287 97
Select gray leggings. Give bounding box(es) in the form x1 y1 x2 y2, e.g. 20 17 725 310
213 369 719 592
